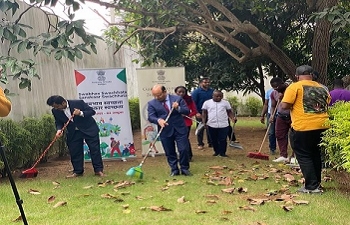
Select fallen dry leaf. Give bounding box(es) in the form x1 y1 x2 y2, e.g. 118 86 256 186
83 185 93 189
149 205 172 212
114 181 136 189
52 181 60 186
28 189 40 195
221 187 235 194
177 196 188 203
101 193 117 199
167 180 185 186
204 194 219 200
206 180 218 186
283 174 295 182
120 192 130 196
98 183 107 187
114 198 124 202
161 187 169 191
222 210 232 215
220 217 229 221
219 177 234 186
47 196 55 203
12 215 22 222
53 201 67 208
122 204 129 209
135 196 144 200
209 166 227 170
206 200 217 204
292 200 309 205
282 205 293 212
247 198 268 205
195 210 208 214
239 206 256 211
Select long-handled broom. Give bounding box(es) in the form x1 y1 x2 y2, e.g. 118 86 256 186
229 121 244 149
19 115 74 178
126 106 175 179
183 115 205 135
247 100 280 160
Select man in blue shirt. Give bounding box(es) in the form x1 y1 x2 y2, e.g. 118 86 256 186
191 77 214 149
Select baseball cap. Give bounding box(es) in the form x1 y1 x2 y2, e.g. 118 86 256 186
295 65 313 75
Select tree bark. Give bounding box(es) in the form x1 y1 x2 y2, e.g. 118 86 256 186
311 0 339 85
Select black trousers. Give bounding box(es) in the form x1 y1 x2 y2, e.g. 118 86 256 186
290 128 326 190
208 126 229 156
67 130 104 174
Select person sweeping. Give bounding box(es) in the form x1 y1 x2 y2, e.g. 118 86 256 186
147 85 192 176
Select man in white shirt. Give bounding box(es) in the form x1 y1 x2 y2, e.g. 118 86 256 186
202 90 235 157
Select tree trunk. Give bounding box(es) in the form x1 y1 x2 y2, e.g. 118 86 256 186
311 0 339 85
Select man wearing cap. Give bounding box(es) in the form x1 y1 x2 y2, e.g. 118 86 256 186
281 65 330 194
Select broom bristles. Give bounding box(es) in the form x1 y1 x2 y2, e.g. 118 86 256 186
19 168 38 178
247 152 269 160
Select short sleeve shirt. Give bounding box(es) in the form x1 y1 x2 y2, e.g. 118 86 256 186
202 99 231 128
282 80 330 131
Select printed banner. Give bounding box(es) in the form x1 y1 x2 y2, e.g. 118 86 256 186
75 68 135 161
136 67 185 155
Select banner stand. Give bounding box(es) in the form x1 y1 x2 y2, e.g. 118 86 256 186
75 68 135 161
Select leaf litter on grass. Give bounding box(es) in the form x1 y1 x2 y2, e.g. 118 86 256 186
201 162 317 214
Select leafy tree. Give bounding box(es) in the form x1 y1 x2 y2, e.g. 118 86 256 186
0 0 101 91
98 0 344 101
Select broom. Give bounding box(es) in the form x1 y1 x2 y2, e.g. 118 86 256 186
183 115 205 135
19 115 74 178
126 105 175 179
247 100 280 160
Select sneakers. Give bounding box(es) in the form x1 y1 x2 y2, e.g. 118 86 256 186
297 186 322 194
270 150 276 155
290 157 298 164
273 156 289 162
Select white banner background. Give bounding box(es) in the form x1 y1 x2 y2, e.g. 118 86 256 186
75 68 135 161
136 67 185 155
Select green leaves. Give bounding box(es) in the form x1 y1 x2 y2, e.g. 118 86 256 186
0 56 38 90
0 7 100 90
321 102 350 172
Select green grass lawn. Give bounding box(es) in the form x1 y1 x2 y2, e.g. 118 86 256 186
0 118 349 225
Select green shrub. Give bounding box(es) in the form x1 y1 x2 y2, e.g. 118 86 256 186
0 119 32 170
320 102 350 172
129 98 140 130
245 97 262 116
227 96 239 113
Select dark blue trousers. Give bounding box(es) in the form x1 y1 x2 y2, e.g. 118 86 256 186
160 130 189 173
66 130 104 174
